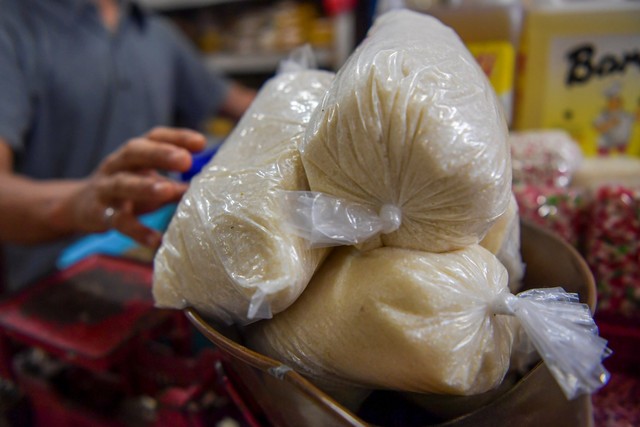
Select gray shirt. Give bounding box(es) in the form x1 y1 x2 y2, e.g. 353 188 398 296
0 0 231 291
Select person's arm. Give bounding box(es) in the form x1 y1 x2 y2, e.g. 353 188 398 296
0 127 205 248
0 139 85 243
218 81 256 121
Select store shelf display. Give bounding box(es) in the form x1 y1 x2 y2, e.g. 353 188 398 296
155 0 355 77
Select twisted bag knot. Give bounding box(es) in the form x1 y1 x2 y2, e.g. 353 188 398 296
379 204 402 234
490 292 519 316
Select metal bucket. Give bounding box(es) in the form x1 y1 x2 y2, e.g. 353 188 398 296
186 220 597 427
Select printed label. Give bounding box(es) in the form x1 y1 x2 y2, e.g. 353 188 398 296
544 34 640 156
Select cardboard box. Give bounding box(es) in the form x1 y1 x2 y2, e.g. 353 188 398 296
514 1 640 157
468 40 516 124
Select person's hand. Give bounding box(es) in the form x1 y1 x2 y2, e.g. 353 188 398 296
71 127 206 248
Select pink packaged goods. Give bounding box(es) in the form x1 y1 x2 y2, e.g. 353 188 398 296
583 185 640 318
509 130 583 188
513 184 589 248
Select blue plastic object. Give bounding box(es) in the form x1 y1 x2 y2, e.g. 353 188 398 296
181 145 219 181
56 204 177 269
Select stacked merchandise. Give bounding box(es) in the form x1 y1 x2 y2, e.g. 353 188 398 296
584 185 640 317
509 130 640 426
154 9 610 425
510 130 640 321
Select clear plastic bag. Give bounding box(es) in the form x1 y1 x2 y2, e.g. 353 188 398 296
298 10 512 254
153 48 334 324
248 244 609 402
493 288 611 400
247 244 518 398
480 193 525 293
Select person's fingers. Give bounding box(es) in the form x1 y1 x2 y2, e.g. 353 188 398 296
100 138 193 174
111 202 163 248
161 181 189 204
145 127 206 152
96 173 185 205
99 127 206 175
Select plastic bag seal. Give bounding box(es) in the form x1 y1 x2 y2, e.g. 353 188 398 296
491 287 611 400
278 190 402 247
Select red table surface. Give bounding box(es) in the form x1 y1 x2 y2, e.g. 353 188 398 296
0 255 161 369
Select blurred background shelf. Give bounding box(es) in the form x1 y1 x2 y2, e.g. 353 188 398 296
142 0 358 86
203 48 335 74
